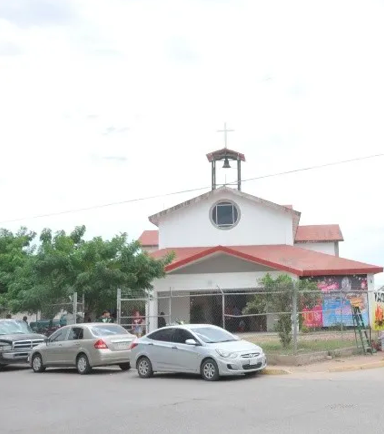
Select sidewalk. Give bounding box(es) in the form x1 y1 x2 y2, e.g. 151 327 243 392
263 351 384 375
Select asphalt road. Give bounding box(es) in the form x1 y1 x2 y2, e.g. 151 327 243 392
1 364 384 433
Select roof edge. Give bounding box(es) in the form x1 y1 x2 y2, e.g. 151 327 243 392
149 186 301 226
164 245 302 275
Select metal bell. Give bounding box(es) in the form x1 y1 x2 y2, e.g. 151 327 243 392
222 157 231 168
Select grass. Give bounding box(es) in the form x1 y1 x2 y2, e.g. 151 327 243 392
257 339 357 355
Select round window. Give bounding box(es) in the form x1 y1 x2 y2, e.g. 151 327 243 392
210 201 240 229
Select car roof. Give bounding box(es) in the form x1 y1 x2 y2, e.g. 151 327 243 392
159 324 217 330
58 322 122 329
0 319 23 323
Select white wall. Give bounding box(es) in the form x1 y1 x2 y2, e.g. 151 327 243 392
295 241 337 256
153 270 295 292
158 190 294 249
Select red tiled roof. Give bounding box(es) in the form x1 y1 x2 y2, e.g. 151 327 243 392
150 245 382 276
295 225 343 242
138 230 159 247
137 224 343 247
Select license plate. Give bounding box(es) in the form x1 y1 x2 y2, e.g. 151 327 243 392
115 342 130 350
250 358 259 366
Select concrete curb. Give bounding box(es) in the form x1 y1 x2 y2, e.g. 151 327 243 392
328 360 384 373
261 367 291 375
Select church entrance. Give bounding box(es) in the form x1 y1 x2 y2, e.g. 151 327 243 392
189 290 267 333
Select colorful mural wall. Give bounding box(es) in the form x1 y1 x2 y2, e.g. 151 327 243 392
371 291 384 331
301 275 369 328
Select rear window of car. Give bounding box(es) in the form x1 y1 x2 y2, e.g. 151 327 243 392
90 325 129 337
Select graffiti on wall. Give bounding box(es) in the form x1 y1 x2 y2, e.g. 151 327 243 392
301 275 368 328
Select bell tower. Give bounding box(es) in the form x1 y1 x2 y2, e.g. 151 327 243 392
206 123 246 191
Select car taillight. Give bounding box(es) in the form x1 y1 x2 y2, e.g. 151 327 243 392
130 342 138 350
94 339 108 349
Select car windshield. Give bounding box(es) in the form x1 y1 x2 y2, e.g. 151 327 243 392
0 320 34 335
90 325 129 337
191 327 239 344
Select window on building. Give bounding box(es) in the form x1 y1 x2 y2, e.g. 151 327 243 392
211 201 240 229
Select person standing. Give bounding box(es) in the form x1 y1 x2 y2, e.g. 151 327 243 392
97 310 114 323
132 311 144 337
158 312 166 328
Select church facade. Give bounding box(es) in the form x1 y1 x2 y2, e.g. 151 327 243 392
139 148 382 331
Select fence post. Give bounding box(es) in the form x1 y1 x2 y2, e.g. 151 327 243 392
117 288 122 325
73 292 77 324
168 288 172 325
292 284 298 355
339 290 344 342
216 285 225 329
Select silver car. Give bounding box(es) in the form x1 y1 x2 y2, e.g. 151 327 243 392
29 323 136 375
131 324 267 381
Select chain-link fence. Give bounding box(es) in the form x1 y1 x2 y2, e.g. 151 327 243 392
116 288 149 336
135 287 382 356
30 293 85 335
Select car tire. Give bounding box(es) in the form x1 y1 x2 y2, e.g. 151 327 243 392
32 354 46 373
137 356 153 378
76 354 92 375
119 362 131 371
201 358 220 381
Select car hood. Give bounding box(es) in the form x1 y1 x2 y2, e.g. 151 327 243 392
210 339 262 353
0 333 46 342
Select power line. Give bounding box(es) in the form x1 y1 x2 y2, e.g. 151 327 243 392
0 152 383 225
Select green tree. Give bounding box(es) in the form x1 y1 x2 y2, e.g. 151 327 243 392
243 274 319 348
0 227 36 311
6 226 174 319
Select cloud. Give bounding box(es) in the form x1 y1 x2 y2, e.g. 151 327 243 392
0 0 384 286
165 36 201 64
102 126 129 136
0 41 23 56
0 0 77 28
102 156 127 162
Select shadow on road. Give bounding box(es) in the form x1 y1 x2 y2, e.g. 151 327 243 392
145 371 262 383
0 365 30 372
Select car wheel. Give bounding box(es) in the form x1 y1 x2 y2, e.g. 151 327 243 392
119 362 131 371
137 356 153 378
201 358 220 381
76 354 92 375
32 354 46 373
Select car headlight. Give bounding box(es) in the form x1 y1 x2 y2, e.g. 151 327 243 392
216 349 238 359
0 345 12 351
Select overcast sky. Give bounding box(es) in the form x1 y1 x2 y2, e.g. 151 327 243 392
1 0 384 285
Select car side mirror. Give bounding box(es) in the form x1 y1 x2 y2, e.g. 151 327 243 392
185 339 198 346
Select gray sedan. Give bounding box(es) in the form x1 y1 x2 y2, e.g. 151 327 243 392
131 324 267 381
29 323 136 374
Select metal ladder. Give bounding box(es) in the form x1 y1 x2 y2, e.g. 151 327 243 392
351 305 373 355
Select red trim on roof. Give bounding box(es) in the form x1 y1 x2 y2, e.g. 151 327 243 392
138 230 159 247
295 225 343 242
150 245 382 276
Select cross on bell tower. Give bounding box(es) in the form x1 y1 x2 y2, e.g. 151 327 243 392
206 123 246 191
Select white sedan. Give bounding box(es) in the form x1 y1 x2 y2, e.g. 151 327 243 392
130 324 267 381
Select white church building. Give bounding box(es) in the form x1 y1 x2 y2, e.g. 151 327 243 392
139 147 382 332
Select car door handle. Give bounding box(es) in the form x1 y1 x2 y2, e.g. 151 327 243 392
58 344 63 347
172 346 178 350
74 342 81 346
148 343 153 346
